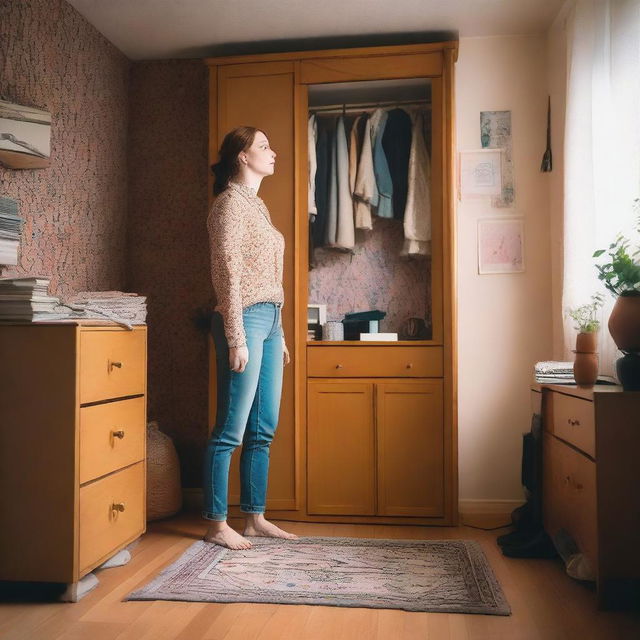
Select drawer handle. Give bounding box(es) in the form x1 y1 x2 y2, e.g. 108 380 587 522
112 430 125 439
112 502 126 512
335 364 343 369
109 360 123 370
406 363 413 369
567 418 581 426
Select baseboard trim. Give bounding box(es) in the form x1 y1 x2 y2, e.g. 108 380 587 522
183 489 522 529
458 499 523 529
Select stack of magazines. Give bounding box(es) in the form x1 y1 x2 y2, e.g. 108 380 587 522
0 278 147 328
62 291 147 327
534 361 575 384
0 276 61 321
0 197 23 265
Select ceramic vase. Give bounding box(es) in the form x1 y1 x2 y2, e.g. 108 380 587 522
573 331 598 388
608 294 640 390
608 294 640 351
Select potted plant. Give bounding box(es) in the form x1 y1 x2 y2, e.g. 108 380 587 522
593 200 640 389
565 294 604 387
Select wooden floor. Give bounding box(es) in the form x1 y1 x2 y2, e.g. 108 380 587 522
1 511 639 640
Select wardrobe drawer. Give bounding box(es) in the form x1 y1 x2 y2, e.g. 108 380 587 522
79 329 146 404
79 462 145 573
307 346 442 378
79 397 146 484
552 392 595 458
543 434 597 575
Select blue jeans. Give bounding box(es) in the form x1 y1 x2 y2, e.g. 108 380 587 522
202 302 284 521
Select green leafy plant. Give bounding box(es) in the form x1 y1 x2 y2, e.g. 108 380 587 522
593 199 640 297
565 293 605 333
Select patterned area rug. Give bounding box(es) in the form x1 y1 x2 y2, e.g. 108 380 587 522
124 537 511 615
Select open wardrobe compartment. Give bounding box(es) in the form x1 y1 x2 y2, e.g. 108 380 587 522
206 41 458 525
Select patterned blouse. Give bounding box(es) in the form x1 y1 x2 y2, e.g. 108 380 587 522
207 181 285 348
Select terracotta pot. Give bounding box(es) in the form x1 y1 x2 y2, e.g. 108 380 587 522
575 331 597 353
573 352 599 388
608 293 640 351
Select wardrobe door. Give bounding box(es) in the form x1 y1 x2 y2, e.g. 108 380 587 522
307 381 376 515
376 380 444 516
213 61 297 510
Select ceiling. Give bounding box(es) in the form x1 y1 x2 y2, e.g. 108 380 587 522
66 0 566 61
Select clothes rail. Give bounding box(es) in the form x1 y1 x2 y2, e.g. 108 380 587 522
309 99 430 115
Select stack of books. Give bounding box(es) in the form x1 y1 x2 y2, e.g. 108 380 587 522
0 276 61 321
0 197 23 265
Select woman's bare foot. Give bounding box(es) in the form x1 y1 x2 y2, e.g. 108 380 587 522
203 521 252 550
243 514 299 540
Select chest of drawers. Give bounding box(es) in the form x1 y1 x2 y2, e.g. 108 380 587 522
0 323 147 591
536 384 640 609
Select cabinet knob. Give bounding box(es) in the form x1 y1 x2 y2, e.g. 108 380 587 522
406 363 413 369
109 361 123 370
112 430 125 439
335 364 343 369
567 418 581 426
112 502 125 512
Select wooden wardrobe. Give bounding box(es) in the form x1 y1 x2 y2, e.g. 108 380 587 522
206 41 458 525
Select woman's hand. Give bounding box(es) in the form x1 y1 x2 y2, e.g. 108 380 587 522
282 339 290 366
229 345 249 373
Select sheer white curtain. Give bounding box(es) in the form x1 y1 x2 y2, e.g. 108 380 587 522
563 0 640 377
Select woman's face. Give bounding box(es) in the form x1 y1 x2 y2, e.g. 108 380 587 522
240 131 276 177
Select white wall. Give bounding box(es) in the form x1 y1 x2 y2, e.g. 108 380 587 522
455 36 553 509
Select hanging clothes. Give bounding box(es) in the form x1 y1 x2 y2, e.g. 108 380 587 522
312 115 334 253
349 114 370 230
402 109 431 257
322 116 354 249
333 115 355 250
369 108 393 219
382 108 412 221
308 114 318 218
353 114 377 230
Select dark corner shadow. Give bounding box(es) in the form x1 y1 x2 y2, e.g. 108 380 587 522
0 581 67 603
172 30 459 60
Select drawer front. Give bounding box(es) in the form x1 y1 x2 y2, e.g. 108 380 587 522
543 433 597 575
552 392 595 458
79 329 146 404
307 346 442 378
79 397 146 484
79 462 145 573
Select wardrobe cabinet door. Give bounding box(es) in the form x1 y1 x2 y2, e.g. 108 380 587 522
307 381 376 515
215 62 297 510
376 381 444 516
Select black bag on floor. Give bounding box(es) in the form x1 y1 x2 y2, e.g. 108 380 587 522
497 413 557 558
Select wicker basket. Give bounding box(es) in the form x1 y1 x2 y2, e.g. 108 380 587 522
146 421 182 521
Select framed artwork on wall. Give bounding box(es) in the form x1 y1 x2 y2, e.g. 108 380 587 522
458 149 502 199
477 217 525 274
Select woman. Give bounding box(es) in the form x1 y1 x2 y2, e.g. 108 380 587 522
203 126 297 550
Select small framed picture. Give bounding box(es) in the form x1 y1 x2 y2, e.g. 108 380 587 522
478 217 525 274
307 303 327 326
458 149 503 199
